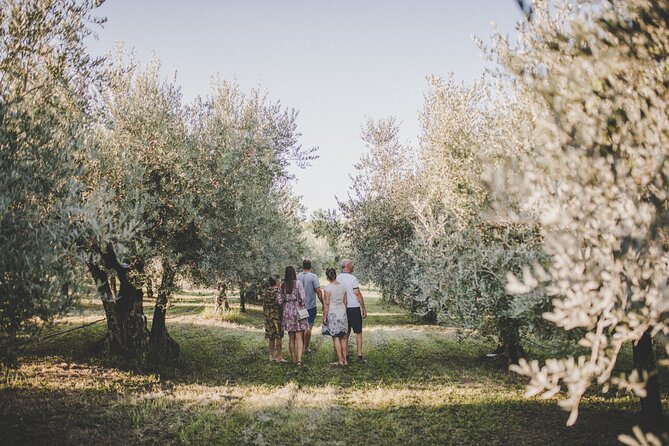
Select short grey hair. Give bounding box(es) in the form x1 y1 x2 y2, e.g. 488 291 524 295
341 259 353 270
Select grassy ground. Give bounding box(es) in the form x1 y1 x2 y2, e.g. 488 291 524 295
0 289 659 445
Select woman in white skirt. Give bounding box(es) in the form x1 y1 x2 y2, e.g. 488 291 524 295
322 268 348 365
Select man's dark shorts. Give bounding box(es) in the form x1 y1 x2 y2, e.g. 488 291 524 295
307 307 317 326
346 307 363 334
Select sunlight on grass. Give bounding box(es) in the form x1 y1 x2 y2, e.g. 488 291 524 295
366 312 406 316
169 316 264 333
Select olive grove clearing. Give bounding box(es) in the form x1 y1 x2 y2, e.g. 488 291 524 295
2 1 669 444
0 290 652 445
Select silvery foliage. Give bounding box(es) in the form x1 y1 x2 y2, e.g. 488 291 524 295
0 0 103 355
190 80 312 288
310 208 348 270
301 225 337 276
409 75 547 334
490 0 669 433
85 49 193 285
340 117 416 304
85 47 312 293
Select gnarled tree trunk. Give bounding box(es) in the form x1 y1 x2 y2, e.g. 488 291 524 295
633 330 664 434
146 278 154 300
87 243 149 358
239 287 246 313
498 318 525 365
149 261 179 360
215 279 230 312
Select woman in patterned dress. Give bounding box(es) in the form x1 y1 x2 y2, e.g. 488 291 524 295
322 268 349 365
276 265 308 365
262 275 286 362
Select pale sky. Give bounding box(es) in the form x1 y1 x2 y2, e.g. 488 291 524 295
86 1 524 216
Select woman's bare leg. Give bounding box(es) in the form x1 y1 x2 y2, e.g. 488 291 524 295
269 339 276 361
333 337 345 364
296 331 304 363
276 337 284 361
288 332 297 363
332 336 344 365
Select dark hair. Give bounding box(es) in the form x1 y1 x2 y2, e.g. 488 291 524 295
302 259 312 270
282 265 297 295
267 276 277 287
326 268 337 281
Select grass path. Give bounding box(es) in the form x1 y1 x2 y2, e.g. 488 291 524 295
0 289 652 445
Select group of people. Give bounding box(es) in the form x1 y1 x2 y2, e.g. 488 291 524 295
262 259 367 366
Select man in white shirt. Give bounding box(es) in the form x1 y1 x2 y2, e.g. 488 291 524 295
336 259 367 363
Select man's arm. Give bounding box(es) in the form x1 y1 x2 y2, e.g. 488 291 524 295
315 286 324 306
354 288 366 318
313 275 323 306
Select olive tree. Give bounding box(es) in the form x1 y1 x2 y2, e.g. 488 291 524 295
83 52 193 359
301 223 337 276
491 0 669 439
0 0 103 363
85 58 313 357
339 117 417 304
408 75 547 360
190 81 313 311
310 208 347 270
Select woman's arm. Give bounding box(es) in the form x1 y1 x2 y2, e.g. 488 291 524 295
323 290 330 324
343 288 348 307
275 288 284 306
297 281 305 307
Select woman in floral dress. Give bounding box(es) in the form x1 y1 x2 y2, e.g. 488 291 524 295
262 275 286 362
322 268 348 365
276 265 308 365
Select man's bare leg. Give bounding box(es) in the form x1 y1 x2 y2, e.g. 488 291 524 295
356 333 363 357
343 329 350 359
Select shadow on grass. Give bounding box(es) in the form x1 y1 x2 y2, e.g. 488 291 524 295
0 384 641 446
174 399 638 446
0 387 133 446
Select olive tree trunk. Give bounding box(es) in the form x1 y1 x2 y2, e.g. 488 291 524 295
215 279 230 312
87 243 149 358
148 261 179 360
239 287 246 313
498 318 526 365
633 330 664 434
146 278 155 300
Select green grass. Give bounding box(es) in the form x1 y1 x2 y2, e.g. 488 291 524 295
0 290 662 445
